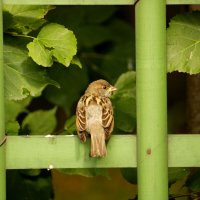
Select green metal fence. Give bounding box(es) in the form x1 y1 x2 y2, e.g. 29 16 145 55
1 0 200 200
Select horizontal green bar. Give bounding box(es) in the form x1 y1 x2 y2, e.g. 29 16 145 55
6 135 136 169
3 0 136 5
167 0 200 4
2 0 200 4
5 134 200 169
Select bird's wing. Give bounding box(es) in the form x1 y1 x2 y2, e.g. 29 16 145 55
101 98 114 139
76 95 87 142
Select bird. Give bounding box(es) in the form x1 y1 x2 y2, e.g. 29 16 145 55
76 79 117 157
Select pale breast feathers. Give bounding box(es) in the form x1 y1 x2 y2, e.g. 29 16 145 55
76 94 114 138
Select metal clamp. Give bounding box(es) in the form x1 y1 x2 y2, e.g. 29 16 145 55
0 135 7 147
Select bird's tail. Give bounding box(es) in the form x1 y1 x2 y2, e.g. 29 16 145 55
90 124 106 157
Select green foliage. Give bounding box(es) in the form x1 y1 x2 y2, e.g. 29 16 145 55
22 107 57 135
64 115 76 135
4 41 59 101
6 121 20 135
112 71 136 132
168 168 190 185
120 168 137 184
121 168 190 186
46 6 134 83
5 98 31 135
27 23 77 67
5 98 30 122
3 5 55 35
7 170 53 200
44 65 89 115
186 169 200 192
167 12 200 74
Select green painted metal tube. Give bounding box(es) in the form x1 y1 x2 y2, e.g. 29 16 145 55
136 0 168 199
6 135 136 169
2 0 200 4
0 0 6 199
5 134 200 169
3 0 136 4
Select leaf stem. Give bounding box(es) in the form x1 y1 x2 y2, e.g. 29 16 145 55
5 32 35 39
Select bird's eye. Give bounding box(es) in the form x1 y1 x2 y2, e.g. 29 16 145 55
103 86 107 89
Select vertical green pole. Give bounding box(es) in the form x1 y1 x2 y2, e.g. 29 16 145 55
0 0 6 199
136 0 168 199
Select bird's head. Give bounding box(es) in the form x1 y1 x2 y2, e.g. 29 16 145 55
86 79 117 97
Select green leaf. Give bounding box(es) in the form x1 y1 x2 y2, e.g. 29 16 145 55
5 98 32 136
58 168 110 178
27 23 77 67
168 167 190 185
85 19 135 83
112 71 136 132
71 57 82 68
77 25 113 47
64 115 76 135
108 19 134 44
6 121 20 135
120 168 137 184
5 98 31 123
46 6 117 30
27 39 53 67
186 169 200 192
4 42 59 100
7 170 53 200
167 12 200 74
3 5 55 34
44 65 88 116
100 41 134 83
22 107 57 135
83 6 117 24
3 11 13 31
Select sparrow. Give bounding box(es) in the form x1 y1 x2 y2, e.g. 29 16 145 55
76 79 117 157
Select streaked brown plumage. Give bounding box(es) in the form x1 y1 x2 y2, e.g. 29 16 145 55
76 79 117 157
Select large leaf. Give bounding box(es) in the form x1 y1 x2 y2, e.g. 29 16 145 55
112 71 136 132
46 6 118 49
22 107 57 135
167 12 200 74
4 43 59 100
27 39 53 67
5 98 31 123
6 121 20 135
3 5 55 34
168 167 190 186
5 98 32 135
27 23 77 67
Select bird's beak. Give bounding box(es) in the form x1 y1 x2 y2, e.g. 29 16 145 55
108 86 117 93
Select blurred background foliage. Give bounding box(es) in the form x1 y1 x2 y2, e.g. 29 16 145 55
3 4 200 200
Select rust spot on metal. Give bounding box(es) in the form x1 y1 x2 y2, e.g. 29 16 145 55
146 148 151 155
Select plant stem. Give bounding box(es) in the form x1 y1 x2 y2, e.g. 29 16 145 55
5 31 35 39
